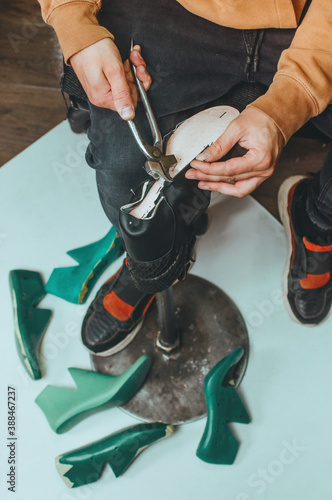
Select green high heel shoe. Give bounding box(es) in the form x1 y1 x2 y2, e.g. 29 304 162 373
196 347 250 464
56 422 174 488
35 355 151 433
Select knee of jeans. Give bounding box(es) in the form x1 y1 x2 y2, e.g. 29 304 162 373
84 144 113 175
85 143 96 169
95 173 124 230
85 135 117 171
85 120 148 178
86 107 128 171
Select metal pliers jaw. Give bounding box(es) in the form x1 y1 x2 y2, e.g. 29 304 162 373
128 40 177 182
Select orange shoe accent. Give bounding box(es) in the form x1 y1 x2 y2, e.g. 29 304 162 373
142 295 155 316
303 237 332 253
103 291 134 321
105 266 122 285
300 272 331 290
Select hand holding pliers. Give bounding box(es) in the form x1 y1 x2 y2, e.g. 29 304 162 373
128 40 177 182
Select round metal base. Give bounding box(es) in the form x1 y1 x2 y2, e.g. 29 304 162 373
92 274 249 425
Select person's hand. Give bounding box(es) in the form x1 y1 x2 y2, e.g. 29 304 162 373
70 38 152 120
185 107 284 197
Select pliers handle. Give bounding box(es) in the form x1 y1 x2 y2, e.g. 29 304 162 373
128 40 177 182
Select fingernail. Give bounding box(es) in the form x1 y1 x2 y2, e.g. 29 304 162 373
137 51 143 60
121 106 134 119
186 175 196 179
196 150 209 161
200 185 210 190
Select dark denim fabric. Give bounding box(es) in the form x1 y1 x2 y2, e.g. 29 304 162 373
85 0 331 232
308 108 332 231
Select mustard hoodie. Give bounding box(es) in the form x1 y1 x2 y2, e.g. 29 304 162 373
37 0 332 143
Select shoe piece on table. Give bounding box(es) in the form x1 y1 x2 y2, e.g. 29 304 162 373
278 175 332 326
81 260 155 356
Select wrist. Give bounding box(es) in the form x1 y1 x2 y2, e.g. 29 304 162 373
244 106 285 148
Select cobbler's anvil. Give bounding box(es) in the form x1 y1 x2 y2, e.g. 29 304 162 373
92 274 249 424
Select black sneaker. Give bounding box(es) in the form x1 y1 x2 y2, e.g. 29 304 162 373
81 260 155 356
278 175 332 325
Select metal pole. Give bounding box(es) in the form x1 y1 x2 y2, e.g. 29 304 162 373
155 287 180 352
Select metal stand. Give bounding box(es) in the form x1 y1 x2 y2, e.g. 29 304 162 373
155 288 179 352
92 274 249 425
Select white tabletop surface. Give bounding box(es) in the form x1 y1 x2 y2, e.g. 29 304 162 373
0 121 331 500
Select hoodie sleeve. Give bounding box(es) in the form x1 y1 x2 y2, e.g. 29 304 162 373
37 0 114 63
248 0 332 143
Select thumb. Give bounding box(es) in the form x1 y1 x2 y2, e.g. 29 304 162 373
196 120 241 162
108 69 135 120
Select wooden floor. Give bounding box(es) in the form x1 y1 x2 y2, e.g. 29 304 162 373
1 1 330 221
0 2 64 165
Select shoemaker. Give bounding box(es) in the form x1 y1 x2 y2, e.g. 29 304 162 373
37 0 332 352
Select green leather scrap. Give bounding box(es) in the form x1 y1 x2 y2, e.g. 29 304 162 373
45 227 123 304
56 422 174 488
35 355 151 433
9 270 52 380
196 346 250 465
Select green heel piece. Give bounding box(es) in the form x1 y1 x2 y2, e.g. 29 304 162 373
35 355 151 433
45 227 123 304
56 422 174 488
9 270 52 380
196 347 250 465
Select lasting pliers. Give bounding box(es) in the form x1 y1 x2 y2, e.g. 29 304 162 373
128 40 177 182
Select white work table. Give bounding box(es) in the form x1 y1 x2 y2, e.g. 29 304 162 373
0 121 331 500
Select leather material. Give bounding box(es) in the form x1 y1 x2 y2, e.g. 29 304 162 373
120 194 176 262
163 167 211 241
119 168 210 263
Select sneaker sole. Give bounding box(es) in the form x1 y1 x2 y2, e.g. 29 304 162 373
83 317 145 357
278 175 332 327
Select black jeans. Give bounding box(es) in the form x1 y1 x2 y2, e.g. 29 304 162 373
85 0 332 232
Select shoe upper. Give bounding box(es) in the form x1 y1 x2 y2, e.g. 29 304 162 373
119 169 210 293
81 264 154 354
285 178 332 324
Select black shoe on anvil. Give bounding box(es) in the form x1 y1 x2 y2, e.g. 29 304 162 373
81 260 155 356
278 175 332 326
